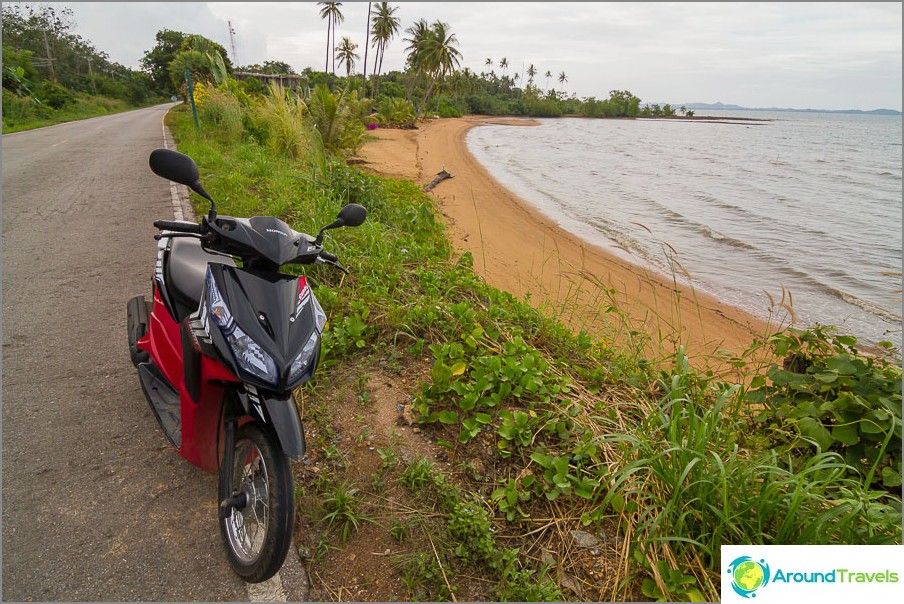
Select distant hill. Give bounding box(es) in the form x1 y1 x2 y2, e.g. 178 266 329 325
679 102 901 116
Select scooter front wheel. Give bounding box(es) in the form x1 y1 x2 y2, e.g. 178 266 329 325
219 423 295 583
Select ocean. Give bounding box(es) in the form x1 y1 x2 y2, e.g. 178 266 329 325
467 110 903 350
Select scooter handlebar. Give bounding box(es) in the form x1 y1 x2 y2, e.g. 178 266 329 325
154 219 203 234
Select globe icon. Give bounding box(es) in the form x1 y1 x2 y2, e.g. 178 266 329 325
733 560 765 592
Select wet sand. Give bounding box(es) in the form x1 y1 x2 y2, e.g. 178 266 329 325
357 116 778 366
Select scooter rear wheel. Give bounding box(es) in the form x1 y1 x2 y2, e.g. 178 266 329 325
219 423 295 583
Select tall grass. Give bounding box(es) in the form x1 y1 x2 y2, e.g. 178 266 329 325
586 348 900 600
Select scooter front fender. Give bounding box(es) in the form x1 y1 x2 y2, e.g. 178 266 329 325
236 387 306 459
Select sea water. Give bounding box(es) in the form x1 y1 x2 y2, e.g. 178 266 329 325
467 111 903 350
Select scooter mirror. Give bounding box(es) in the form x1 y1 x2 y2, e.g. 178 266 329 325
337 203 367 228
149 148 217 214
149 148 200 188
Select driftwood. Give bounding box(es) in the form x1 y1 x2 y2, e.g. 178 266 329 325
423 167 454 192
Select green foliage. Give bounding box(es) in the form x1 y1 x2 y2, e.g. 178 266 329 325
447 498 496 562
376 96 415 126
303 83 373 156
32 80 74 109
748 326 902 490
2 47 37 94
590 348 900 600
398 552 453 601
319 482 370 543
496 548 565 602
400 457 437 492
197 86 244 137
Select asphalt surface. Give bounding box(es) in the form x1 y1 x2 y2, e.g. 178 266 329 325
1 104 307 601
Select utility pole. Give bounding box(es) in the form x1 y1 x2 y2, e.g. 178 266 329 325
228 21 239 66
42 28 57 82
87 56 98 95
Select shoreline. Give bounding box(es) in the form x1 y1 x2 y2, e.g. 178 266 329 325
357 116 777 366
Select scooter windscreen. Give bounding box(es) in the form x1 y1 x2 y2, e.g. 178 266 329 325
198 263 327 390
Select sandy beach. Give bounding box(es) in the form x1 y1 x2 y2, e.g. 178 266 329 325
357 116 777 366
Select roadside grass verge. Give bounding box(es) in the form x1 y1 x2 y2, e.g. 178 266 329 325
2 91 157 134
167 99 901 602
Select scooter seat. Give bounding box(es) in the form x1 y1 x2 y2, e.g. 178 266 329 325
166 237 235 319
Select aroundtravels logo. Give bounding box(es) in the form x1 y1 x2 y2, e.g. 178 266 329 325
722 546 904 602
727 556 771 598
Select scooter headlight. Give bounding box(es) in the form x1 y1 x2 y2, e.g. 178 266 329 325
288 330 320 385
202 268 279 386
288 295 326 385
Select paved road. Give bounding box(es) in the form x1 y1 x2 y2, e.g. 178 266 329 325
1 105 306 601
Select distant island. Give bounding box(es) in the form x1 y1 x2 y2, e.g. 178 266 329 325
677 102 901 116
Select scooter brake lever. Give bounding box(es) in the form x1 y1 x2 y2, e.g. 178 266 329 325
316 257 349 275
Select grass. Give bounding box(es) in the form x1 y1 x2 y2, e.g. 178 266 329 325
166 93 902 602
1 92 157 134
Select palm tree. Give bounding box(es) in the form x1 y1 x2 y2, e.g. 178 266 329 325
527 64 537 86
558 71 568 93
404 19 461 122
544 69 552 90
318 2 344 75
370 1 400 96
336 36 359 77
362 2 371 93
499 57 508 75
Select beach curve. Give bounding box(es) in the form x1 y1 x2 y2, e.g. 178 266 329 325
357 116 776 365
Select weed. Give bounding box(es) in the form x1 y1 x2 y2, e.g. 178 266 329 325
400 457 436 493
319 483 371 543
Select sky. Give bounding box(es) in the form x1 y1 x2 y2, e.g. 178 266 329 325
45 2 904 111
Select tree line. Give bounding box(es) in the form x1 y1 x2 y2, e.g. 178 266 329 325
3 1 690 134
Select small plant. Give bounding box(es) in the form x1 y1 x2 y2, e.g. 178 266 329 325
490 475 534 521
447 498 496 563
319 483 370 543
390 517 417 543
496 548 565 602
400 457 436 492
397 552 453 601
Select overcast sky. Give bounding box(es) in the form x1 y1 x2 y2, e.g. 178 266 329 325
52 1 902 111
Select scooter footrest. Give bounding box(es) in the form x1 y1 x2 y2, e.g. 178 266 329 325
137 362 182 448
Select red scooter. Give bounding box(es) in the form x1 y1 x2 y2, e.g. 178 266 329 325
127 148 365 582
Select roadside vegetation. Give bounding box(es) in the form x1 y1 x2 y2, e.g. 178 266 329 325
1 4 166 133
166 76 902 600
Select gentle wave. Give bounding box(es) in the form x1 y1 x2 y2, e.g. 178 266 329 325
468 111 903 349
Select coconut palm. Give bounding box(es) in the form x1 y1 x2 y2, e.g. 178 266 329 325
558 71 568 93
369 1 400 95
499 57 508 74
318 2 344 75
544 69 552 90
527 63 537 86
404 19 461 122
336 36 359 77
362 2 371 91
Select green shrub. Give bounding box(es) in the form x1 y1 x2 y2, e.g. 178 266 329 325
33 81 74 109
748 326 902 490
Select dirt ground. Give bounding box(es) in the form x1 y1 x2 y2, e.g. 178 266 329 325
289 350 639 602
